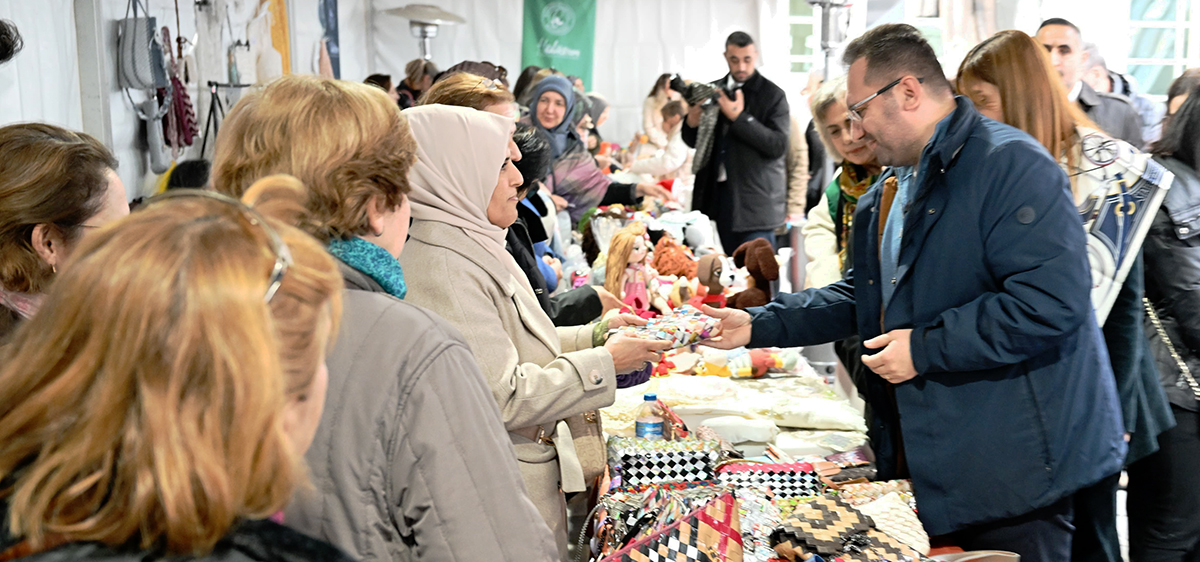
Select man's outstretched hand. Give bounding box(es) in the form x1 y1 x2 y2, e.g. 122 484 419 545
700 305 752 349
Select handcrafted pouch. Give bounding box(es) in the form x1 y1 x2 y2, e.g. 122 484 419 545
607 436 721 488
715 460 825 499
770 494 924 562
601 492 743 562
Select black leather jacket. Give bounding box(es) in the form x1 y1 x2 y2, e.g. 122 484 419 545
1144 156 1200 411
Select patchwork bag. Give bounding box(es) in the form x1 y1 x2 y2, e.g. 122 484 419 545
715 461 825 499
770 494 924 562
608 437 721 489
602 492 743 562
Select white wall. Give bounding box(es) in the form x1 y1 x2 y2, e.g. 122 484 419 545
367 0 791 147
0 0 82 131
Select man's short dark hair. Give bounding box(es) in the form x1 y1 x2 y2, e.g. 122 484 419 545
1038 18 1081 35
0 19 22 64
726 31 754 49
842 23 952 94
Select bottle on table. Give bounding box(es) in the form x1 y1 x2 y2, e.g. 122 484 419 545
635 393 664 440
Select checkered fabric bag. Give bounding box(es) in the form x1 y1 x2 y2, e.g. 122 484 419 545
602 492 743 562
608 437 721 488
715 461 825 498
769 494 924 562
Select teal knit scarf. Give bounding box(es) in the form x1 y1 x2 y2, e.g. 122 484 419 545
327 237 407 299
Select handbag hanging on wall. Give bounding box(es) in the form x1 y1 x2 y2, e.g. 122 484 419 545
117 0 168 90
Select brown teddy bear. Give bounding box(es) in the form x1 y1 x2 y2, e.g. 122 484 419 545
726 238 779 310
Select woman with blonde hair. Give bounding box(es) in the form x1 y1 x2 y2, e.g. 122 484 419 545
420 70 517 115
0 123 130 341
0 177 346 561
212 75 558 561
801 74 882 290
399 104 669 557
398 58 438 109
956 29 1175 562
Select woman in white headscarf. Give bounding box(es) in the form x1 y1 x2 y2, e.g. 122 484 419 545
399 105 669 557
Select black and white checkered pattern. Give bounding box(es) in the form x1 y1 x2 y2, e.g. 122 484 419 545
618 528 712 562
716 469 823 498
616 450 719 488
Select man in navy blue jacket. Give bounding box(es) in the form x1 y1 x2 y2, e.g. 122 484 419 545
705 24 1125 561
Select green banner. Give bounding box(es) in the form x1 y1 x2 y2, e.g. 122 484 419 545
521 0 596 89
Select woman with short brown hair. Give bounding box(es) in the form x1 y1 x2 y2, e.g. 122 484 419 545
211 75 558 561
0 176 345 561
0 123 129 340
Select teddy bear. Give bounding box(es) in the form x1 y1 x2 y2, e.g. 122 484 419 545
726 238 779 310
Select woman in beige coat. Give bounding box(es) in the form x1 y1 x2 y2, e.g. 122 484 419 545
400 105 669 557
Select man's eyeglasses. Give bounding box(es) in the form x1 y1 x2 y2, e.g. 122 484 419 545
848 76 923 122
145 189 293 303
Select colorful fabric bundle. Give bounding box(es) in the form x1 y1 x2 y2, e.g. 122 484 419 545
607 436 721 488
735 487 784 562
769 494 924 562
609 305 719 349
835 479 915 508
715 461 825 499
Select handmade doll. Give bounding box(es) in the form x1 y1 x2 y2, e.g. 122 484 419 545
605 222 671 317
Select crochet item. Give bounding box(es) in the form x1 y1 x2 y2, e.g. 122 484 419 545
609 305 719 349
857 492 930 555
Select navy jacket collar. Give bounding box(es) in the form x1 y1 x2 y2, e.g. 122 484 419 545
922 96 979 173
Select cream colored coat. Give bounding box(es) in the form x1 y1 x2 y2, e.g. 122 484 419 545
400 219 617 558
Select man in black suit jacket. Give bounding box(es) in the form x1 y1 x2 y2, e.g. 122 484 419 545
1037 18 1144 148
682 31 790 252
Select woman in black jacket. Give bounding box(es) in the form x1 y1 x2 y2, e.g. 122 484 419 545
1132 73 1200 562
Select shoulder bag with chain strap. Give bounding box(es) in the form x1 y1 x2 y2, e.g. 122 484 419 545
1143 297 1200 401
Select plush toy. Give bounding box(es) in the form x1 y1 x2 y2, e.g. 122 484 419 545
726 238 780 310
696 347 801 379
690 253 735 308
728 348 801 378
668 277 698 309
605 222 671 317
652 234 698 279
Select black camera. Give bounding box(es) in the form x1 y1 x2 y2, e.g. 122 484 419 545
668 74 737 106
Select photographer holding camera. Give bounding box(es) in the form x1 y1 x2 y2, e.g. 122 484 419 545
682 31 790 251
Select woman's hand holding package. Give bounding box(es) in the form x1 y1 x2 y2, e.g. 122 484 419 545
605 333 671 373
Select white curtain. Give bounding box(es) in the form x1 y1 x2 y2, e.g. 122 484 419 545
368 0 789 145
0 0 83 130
